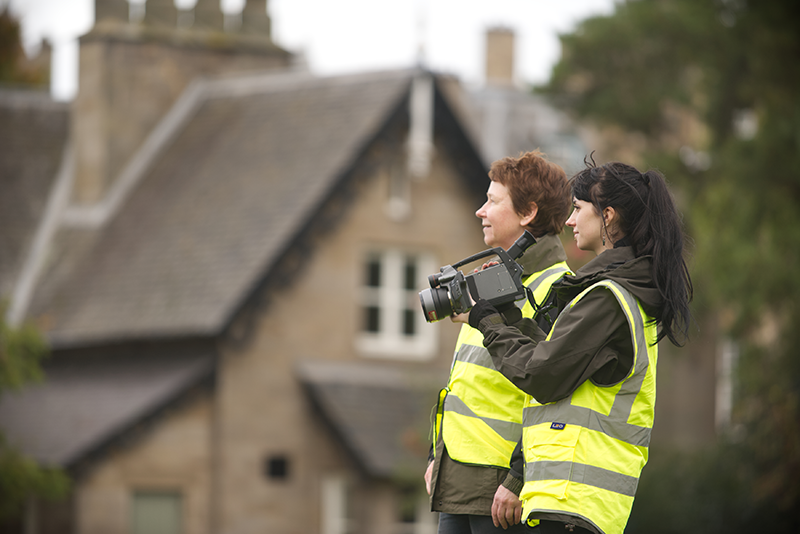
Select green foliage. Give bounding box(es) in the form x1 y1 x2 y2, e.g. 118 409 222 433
542 0 800 531
0 5 69 518
0 6 48 86
545 0 800 333
629 445 750 533
628 437 800 533
0 311 70 519
0 436 70 519
545 0 719 136
0 6 23 82
0 314 47 391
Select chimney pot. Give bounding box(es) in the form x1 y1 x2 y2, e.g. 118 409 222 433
485 28 515 86
95 0 129 23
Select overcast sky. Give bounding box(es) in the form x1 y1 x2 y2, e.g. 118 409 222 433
6 0 618 101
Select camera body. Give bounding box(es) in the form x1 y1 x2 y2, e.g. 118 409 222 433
419 231 536 323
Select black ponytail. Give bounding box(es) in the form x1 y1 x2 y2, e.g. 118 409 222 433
571 158 693 346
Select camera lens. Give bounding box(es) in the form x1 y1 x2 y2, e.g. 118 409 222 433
419 287 453 323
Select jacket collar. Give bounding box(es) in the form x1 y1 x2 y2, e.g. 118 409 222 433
516 233 568 277
558 246 662 317
573 246 637 280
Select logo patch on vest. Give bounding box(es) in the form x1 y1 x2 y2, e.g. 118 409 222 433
550 422 566 430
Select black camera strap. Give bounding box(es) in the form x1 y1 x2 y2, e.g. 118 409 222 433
526 286 559 334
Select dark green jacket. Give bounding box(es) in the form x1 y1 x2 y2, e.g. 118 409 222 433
476 246 662 404
429 234 568 515
473 246 662 534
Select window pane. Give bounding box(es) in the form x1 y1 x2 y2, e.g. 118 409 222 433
364 306 380 333
403 309 415 336
132 492 181 534
365 257 381 287
265 455 290 480
404 258 417 290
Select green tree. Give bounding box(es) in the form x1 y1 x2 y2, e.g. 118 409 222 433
0 5 48 86
0 312 70 520
0 6 23 82
541 0 800 531
1 5 70 519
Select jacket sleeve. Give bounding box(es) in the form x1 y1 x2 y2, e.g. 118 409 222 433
500 439 525 495
477 288 634 404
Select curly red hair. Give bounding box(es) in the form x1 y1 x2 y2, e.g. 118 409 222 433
488 150 571 236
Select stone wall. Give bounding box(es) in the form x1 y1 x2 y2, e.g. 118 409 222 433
210 127 487 533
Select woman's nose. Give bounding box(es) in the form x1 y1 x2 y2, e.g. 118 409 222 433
565 210 576 226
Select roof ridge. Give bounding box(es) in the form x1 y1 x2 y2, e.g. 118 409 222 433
58 68 418 230
0 88 68 110
60 79 208 228
202 67 416 100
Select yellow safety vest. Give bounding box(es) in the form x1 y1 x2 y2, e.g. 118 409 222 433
434 262 570 467
520 280 658 534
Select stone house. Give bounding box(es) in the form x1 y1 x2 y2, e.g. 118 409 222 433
0 2 720 534
0 1 493 533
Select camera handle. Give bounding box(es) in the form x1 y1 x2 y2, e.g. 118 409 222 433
451 231 536 270
450 231 537 304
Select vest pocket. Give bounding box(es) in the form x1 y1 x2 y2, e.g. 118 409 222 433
525 424 581 500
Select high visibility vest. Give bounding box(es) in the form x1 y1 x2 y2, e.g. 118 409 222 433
434 262 570 467
520 280 658 534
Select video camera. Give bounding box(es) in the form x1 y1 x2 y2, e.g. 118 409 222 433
419 231 536 323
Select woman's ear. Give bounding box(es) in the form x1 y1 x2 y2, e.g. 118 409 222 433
520 203 538 227
602 206 617 226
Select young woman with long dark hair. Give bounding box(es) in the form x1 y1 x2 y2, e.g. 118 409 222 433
460 159 693 534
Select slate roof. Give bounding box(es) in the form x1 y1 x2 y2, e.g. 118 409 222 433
1 67 485 475
464 85 587 176
297 360 446 478
0 90 69 299
29 69 417 347
0 348 214 469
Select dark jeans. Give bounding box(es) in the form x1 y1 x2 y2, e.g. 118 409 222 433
437 513 532 534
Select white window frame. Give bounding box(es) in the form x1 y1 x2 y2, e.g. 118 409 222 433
356 248 437 360
321 475 352 534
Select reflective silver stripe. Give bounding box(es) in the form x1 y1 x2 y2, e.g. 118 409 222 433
527 266 569 295
517 266 569 309
454 343 494 369
525 281 653 446
522 405 652 447
525 460 639 498
607 282 650 420
443 393 522 443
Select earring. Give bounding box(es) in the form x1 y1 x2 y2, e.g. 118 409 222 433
601 226 606 247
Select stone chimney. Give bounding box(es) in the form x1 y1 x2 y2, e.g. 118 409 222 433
94 0 128 23
407 72 434 180
71 0 290 206
143 0 179 28
485 27 514 86
194 0 225 32
241 0 271 37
